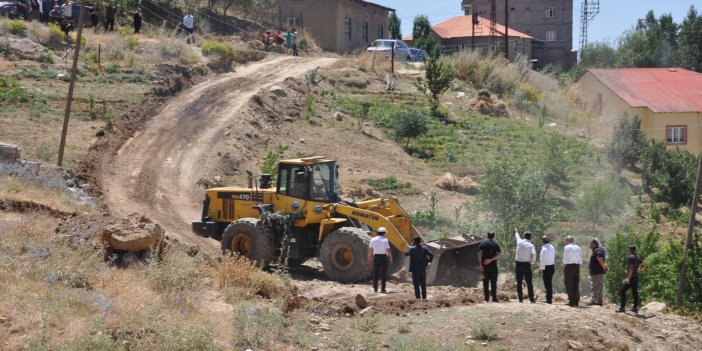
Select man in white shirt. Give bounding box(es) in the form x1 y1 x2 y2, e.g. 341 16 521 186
514 229 536 303
367 227 393 293
539 235 556 304
183 11 194 44
562 236 582 307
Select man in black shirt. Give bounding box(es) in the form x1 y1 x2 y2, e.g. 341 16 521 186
617 245 645 313
405 236 434 299
588 238 609 306
478 230 501 302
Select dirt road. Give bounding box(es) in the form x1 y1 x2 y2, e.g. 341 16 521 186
101 55 336 255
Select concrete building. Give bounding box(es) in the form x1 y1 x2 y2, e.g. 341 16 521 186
277 0 392 53
402 15 534 60
461 0 575 69
577 68 702 154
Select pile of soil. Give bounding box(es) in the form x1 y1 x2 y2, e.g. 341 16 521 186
469 94 509 117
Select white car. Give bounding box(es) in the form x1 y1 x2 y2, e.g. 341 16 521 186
367 39 412 61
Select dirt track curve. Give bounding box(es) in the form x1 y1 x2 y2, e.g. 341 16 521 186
101 55 337 255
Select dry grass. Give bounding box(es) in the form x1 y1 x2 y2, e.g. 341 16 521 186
0 175 94 213
215 254 283 299
355 51 393 74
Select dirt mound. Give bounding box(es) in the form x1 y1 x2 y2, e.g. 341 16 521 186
434 172 480 195
0 199 78 219
469 94 509 117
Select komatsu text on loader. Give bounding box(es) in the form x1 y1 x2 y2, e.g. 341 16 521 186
192 156 479 284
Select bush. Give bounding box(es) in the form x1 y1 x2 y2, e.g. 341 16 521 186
0 76 32 103
472 323 498 341
232 303 288 349
607 114 646 170
640 140 696 208
201 39 235 67
216 254 283 299
6 19 26 34
40 50 55 64
577 177 630 231
46 22 67 46
360 176 422 195
392 110 429 148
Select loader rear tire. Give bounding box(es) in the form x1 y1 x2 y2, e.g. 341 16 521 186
320 227 372 283
221 218 275 267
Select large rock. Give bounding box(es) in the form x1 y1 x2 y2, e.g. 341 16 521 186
0 143 20 160
102 214 165 252
640 301 666 315
355 294 369 309
8 37 47 61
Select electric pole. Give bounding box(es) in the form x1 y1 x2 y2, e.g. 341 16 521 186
504 0 509 60
677 151 702 308
57 0 87 167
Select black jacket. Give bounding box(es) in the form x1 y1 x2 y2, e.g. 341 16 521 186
405 244 434 273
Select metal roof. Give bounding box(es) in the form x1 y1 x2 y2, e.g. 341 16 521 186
586 68 702 113
403 15 533 41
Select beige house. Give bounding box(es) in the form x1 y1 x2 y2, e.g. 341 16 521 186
277 0 392 53
577 68 702 154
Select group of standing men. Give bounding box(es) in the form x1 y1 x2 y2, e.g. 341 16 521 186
262 29 299 56
478 230 645 313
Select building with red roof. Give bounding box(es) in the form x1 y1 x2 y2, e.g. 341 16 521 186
402 15 535 61
578 68 702 154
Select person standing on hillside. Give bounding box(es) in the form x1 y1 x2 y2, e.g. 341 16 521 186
182 11 194 44
367 227 393 294
617 245 645 313
478 230 501 303
514 229 536 303
132 9 142 34
89 3 98 32
562 236 582 307
284 29 293 54
291 28 299 56
539 236 556 304
588 238 609 306
103 1 115 32
405 236 434 299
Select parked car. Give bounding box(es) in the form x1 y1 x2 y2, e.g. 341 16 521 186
409 48 429 62
0 1 16 18
366 39 412 61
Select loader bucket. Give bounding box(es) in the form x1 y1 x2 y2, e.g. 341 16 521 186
425 235 482 286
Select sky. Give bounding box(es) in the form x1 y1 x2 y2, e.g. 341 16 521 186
372 0 699 49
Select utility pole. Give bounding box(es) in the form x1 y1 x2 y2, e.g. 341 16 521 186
57 0 87 167
504 0 509 60
677 151 702 308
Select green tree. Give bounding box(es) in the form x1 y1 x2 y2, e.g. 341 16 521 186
479 160 560 263
542 133 587 193
416 55 456 117
615 11 678 68
604 230 658 303
576 177 630 231
389 11 402 40
580 42 617 68
675 6 702 72
392 110 429 148
412 15 438 56
607 114 646 171
640 140 696 208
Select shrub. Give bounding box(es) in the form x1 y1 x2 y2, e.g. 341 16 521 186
472 323 498 341
392 110 429 148
126 35 140 49
216 254 283 299
46 22 67 46
201 39 235 67
147 245 203 294
104 63 119 74
6 19 26 34
232 303 288 349
607 114 646 170
360 176 422 195
577 177 630 231
416 55 456 117
640 140 696 208
40 50 55 64
0 76 32 103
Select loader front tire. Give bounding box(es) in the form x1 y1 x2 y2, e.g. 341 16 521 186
387 246 405 275
320 227 372 283
221 218 275 267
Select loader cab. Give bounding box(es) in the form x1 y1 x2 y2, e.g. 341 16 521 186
277 157 340 203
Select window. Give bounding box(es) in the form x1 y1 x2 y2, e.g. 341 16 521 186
463 4 472 15
287 17 301 28
344 18 351 41
377 25 384 39
362 22 368 43
546 30 557 42
666 126 687 144
546 7 556 18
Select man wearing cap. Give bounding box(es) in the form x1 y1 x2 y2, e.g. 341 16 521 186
477 230 501 302
617 245 645 313
405 236 434 299
514 229 536 303
539 236 556 304
368 227 393 293
562 236 582 307
588 238 609 306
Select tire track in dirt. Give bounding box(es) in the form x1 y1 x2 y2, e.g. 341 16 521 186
102 55 337 255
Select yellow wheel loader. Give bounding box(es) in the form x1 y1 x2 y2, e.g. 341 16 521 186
192 156 480 284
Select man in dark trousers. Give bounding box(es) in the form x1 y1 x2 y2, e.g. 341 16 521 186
617 245 645 313
367 227 393 293
539 236 556 304
405 236 434 299
478 230 501 303
514 229 536 303
103 1 115 32
562 236 582 307
132 9 141 34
